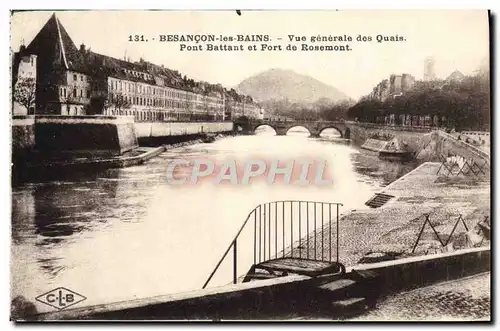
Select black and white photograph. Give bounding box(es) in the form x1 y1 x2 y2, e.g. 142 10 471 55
9 9 491 321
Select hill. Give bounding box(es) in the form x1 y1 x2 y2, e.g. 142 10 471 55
236 68 351 103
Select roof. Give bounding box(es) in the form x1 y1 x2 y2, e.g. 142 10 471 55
21 13 257 102
25 13 86 72
446 70 465 82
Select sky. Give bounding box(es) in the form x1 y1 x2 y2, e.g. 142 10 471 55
10 10 490 100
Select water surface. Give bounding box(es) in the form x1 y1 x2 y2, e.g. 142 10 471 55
11 127 417 312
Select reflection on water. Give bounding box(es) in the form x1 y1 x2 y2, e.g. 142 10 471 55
351 152 418 187
11 132 418 312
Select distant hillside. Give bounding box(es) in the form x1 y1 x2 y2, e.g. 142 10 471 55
236 68 351 103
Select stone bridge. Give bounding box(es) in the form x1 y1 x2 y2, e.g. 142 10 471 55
233 117 351 138
430 130 491 168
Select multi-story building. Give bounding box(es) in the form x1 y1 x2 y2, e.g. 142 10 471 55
11 48 37 115
424 57 436 81
12 13 262 121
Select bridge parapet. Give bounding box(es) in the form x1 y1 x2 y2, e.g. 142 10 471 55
346 121 436 133
235 118 349 138
432 130 490 166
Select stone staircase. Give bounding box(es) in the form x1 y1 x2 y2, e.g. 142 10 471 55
310 269 381 318
365 193 395 208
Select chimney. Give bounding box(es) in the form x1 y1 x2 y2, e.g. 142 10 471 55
19 45 26 53
80 43 86 52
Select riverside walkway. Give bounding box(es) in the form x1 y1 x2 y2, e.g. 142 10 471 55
286 162 490 267
26 162 490 321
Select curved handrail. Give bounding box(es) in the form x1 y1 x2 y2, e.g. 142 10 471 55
202 204 259 289
202 200 343 289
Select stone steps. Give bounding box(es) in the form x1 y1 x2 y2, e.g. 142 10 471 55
365 193 395 208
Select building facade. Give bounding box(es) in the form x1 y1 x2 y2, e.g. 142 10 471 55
12 13 263 122
424 57 436 81
12 50 37 115
368 73 415 101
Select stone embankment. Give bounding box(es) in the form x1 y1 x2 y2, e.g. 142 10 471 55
13 132 234 183
282 162 490 267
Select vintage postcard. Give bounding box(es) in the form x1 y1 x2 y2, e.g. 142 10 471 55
10 10 491 321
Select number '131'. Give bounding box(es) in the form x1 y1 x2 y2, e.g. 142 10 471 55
129 35 146 42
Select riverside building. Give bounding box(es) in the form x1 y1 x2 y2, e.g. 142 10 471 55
12 13 264 121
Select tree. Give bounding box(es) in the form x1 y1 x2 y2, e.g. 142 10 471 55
87 95 111 115
319 100 352 121
110 92 131 114
347 72 490 131
13 77 36 114
184 91 195 121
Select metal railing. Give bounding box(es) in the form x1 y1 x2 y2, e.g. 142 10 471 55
202 200 343 289
412 214 490 253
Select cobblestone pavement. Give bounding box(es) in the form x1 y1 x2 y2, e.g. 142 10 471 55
281 162 490 267
352 272 491 321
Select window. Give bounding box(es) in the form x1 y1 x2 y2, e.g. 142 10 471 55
86 90 90 98
81 76 84 82
80 90 83 97
73 74 77 81
73 89 77 98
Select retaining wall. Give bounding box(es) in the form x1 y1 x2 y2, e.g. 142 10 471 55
353 246 490 294
30 246 490 321
33 116 138 156
135 122 233 138
12 116 35 152
349 123 430 152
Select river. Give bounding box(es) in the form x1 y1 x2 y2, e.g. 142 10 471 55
11 127 418 313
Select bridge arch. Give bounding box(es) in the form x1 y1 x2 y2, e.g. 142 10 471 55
285 125 312 136
318 126 344 138
253 123 278 134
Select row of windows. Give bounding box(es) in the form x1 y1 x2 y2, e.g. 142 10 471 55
72 73 86 82
110 95 196 108
109 79 194 99
124 69 153 81
109 93 225 109
62 104 84 116
60 87 90 99
18 70 35 77
108 79 225 106
114 111 224 122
